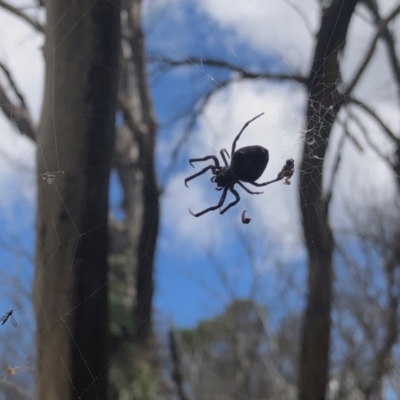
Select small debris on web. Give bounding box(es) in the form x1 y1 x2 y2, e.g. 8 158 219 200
4 365 30 377
277 158 295 185
41 171 64 185
241 210 251 224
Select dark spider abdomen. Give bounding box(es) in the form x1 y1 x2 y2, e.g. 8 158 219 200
231 145 269 182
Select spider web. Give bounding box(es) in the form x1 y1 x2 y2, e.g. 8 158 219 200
0 0 400 400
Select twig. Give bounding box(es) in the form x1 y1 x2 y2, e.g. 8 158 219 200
343 3 400 97
151 56 307 85
0 82 37 142
169 328 194 400
0 0 44 33
363 0 400 95
160 78 232 184
283 0 316 37
0 61 28 109
347 107 392 166
0 61 37 141
325 128 346 208
118 96 144 152
362 255 399 397
0 379 32 400
348 96 398 144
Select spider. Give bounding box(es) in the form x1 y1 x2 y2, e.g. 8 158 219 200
185 113 292 217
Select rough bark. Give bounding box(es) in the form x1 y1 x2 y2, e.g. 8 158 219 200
33 2 120 400
298 1 359 399
119 0 159 349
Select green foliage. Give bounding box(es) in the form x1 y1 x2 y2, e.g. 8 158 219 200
118 362 160 400
108 250 162 399
109 250 136 336
180 298 265 351
177 299 269 399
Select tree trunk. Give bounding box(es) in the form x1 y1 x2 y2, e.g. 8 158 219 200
33 2 120 400
298 1 359 399
119 0 159 350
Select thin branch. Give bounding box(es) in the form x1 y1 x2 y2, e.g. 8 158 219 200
0 61 28 109
347 107 392 166
348 96 398 144
169 328 195 400
325 128 346 208
363 0 400 94
151 56 306 185
0 379 32 400
0 61 37 141
0 0 44 33
118 96 144 152
151 56 308 85
160 78 232 185
342 121 364 153
0 83 37 142
343 3 400 97
283 0 316 37
363 256 400 397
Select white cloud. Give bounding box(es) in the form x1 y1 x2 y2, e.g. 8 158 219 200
162 170 224 251
0 5 44 120
192 0 319 73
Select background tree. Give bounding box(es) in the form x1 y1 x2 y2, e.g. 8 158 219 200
33 2 121 399
297 2 359 398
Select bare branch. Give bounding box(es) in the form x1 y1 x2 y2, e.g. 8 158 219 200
151 55 306 185
119 96 145 152
348 96 398 144
344 3 400 97
283 0 316 37
325 128 346 208
347 107 392 166
0 60 37 141
0 83 37 142
0 61 28 109
151 56 307 85
161 78 232 184
363 255 400 397
341 117 364 152
0 379 32 400
0 0 44 33
169 328 195 400
363 0 400 94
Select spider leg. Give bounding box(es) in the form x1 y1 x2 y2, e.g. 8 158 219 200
247 177 282 187
238 182 263 195
220 186 240 215
230 113 264 156
189 187 229 217
185 165 217 187
189 155 220 168
220 149 230 166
